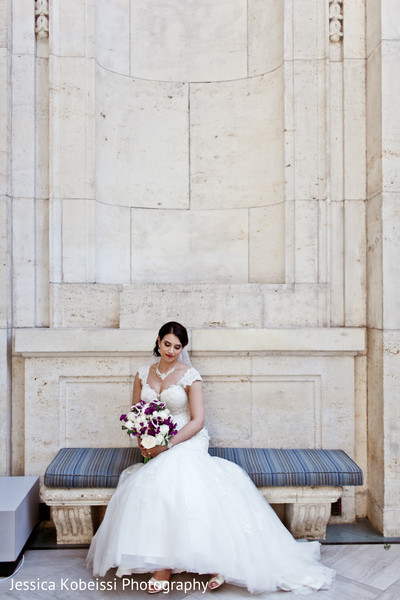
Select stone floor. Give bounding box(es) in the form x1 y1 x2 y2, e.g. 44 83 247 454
1 520 400 599
1 543 400 599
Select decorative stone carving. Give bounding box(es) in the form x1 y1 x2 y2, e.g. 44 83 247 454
50 506 94 544
41 486 113 544
329 0 343 43
35 0 49 39
285 502 331 540
259 486 342 540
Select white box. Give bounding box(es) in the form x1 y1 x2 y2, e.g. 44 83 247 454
0 476 39 561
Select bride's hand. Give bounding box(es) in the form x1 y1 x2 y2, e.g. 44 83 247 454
138 439 168 459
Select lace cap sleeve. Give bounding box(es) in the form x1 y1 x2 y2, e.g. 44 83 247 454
137 365 150 384
180 367 203 388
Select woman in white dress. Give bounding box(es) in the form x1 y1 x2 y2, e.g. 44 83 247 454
86 321 335 595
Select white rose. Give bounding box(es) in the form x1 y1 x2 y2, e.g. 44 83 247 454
124 420 134 430
155 433 166 446
159 424 169 436
127 411 136 421
141 435 157 449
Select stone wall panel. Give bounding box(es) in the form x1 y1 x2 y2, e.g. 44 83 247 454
382 40 400 193
343 0 365 59
344 60 367 200
383 331 400 517
35 198 50 327
0 196 9 328
366 0 381 58
95 0 129 74
190 71 284 210
0 328 9 475
345 200 367 327
248 0 283 75
204 377 252 447
130 208 248 284
263 284 328 328
366 44 382 198
12 198 36 327
11 354 24 475
120 284 263 329
51 284 121 328
381 0 399 41
294 200 319 283
251 355 355 456
292 0 326 60
96 202 131 284
367 193 383 330
249 204 285 284
130 0 247 82
95 68 189 209
12 54 35 198
382 195 400 329
62 199 95 283
367 327 384 531
252 377 321 448
51 0 94 58
50 56 95 200
0 49 8 195
330 201 345 326
0 1 8 48
12 0 35 55
293 60 327 200
24 357 133 475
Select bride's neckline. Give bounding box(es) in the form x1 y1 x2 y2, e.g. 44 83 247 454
145 365 192 397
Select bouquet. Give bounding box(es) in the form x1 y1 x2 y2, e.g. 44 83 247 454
120 399 178 462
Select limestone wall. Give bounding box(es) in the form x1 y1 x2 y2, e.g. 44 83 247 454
366 0 400 537
2 0 399 533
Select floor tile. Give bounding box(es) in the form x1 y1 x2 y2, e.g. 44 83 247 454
375 582 400 600
1 545 400 600
322 544 400 591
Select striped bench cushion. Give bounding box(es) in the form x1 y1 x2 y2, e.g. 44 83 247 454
44 447 363 488
208 448 363 487
44 448 142 488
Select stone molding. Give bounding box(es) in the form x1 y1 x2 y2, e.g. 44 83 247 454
35 0 49 39
13 327 366 357
329 0 343 43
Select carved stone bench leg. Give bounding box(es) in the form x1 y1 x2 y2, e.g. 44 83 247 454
40 485 114 544
285 502 331 540
51 505 94 544
259 485 343 540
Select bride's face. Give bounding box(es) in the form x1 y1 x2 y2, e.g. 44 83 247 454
158 333 183 364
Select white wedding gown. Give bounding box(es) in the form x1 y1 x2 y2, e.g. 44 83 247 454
86 366 335 595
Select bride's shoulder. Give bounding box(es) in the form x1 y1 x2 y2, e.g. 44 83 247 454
179 366 203 387
137 364 151 382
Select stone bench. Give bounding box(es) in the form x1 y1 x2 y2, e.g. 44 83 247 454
40 447 363 544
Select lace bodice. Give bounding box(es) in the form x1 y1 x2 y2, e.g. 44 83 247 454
137 365 202 429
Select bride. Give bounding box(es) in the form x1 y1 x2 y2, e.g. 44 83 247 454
86 321 335 595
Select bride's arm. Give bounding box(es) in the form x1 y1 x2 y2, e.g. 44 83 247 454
145 380 205 459
168 380 205 447
131 372 142 405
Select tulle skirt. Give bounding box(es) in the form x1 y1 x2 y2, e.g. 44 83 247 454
86 431 335 595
